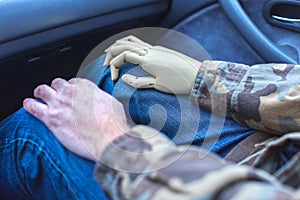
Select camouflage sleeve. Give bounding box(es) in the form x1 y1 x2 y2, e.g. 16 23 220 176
94 125 295 200
190 60 300 135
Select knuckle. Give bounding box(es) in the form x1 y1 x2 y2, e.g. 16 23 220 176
51 77 64 88
68 77 80 84
48 109 58 119
34 84 48 97
51 78 60 86
80 78 89 84
31 107 41 117
29 103 45 118
48 111 61 127
63 85 73 95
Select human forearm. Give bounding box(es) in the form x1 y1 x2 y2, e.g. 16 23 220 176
191 61 300 135
103 36 300 135
95 125 295 200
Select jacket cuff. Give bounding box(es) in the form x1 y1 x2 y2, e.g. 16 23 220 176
190 60 249 118
95 125 176 173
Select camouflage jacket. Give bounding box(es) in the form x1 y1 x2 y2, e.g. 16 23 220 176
95 61 300 199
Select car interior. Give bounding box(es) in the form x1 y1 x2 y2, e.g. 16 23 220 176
1 0 299 120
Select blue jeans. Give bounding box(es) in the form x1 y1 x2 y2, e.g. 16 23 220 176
93 56 255 156
0 108 108 199
0 56 255 199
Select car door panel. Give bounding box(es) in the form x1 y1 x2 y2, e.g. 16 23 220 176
2 0 299 121
240 0 300 63
0 0 169 120
164 0 299 65
173 2 265 64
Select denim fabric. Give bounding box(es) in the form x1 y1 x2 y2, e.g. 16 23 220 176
0 55 255 199
93 55 256 156
0 108 108 199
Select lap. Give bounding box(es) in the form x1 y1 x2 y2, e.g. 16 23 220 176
0 108 107 199
92 55 256 157
0 55 255 198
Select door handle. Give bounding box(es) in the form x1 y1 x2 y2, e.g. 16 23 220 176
219 0 297 64
264 0 300 33
272 15 300 23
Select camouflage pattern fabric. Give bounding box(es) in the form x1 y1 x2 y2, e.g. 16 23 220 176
95 61 300 199
95 126 298 199
191 60 300 135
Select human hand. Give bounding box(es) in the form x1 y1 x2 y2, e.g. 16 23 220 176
104 35 201 94
23 78 130 161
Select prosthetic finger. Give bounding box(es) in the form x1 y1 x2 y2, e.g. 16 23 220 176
104 44 147 66
105 41 144 53
103 52 113 67
109 51 143 81
121 74 155 89
116 35 153 48
106 40 147 50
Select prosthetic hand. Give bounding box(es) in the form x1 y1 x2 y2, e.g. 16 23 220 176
104 35 201 94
